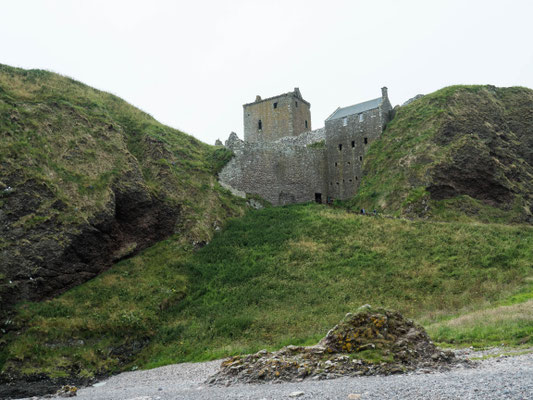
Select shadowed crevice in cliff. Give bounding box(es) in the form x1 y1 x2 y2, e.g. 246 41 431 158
0 63 245 322
0 177 180 316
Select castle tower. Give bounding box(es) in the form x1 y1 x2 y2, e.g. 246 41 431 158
243 88 312 143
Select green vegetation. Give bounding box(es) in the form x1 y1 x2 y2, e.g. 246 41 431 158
348 85 533 224
426 282 533 347
1 71 532 389
308 139 325 149
0 63 245 243
3 204 532 379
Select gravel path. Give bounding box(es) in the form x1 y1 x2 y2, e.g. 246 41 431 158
33 348 533 400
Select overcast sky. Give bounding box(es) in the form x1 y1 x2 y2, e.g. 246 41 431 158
2 0 532 145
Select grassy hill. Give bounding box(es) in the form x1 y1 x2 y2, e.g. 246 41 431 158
348 85 533 223
0 64 245 315
2 77 533 397
2 204 532 395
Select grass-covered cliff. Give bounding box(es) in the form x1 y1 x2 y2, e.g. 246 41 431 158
2 204 532 398
349 85 533 223
0 64 245 314
2 77 533 398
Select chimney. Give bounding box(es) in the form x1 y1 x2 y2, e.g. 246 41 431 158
381 87 388 99
255 95 262 102
294 87 302 99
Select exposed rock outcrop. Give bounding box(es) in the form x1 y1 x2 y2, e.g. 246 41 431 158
207 307 461 385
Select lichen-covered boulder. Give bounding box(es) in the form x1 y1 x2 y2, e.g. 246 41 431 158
207 306 460 386
319 307 452 365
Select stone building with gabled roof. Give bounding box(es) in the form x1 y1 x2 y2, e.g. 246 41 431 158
219 87 393 205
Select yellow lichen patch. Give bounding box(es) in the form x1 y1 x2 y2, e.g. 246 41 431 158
288 239 327 254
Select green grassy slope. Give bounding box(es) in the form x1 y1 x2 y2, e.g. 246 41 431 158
0 63 240 241
3 204 532 381
0 64 245 311
348 85 533 223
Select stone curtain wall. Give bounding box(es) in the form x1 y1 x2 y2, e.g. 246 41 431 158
220 130 327 205
325 107 385 199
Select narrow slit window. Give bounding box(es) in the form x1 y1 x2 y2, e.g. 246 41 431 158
347 161 350 165
295 101 298 107
335 162 338 167
343 117 347 127
273 102 278 109
339 144 342 151
364 137 368 144
305 120 308 129
359 114 364 122
258 120 262 130
351 140 355 148
360 156 363 161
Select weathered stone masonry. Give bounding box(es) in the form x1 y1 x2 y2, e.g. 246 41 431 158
220 87 392 205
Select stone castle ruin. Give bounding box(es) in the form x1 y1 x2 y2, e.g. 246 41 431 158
219 87 393 205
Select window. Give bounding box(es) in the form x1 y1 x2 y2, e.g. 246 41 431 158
359 114 364 122
347 161 350 165
364 137 368 144
295 101 298 107
349 179 352 182
305 120 308 129
335 162 338 167
343 117 347 127
336 182 339 185
273 102 278 109
359 156 363 161
355 176 358 180
339 144 342 151
258 120 262 130
351 140 355 148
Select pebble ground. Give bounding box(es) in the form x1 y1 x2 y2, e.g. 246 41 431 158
28 348 533 400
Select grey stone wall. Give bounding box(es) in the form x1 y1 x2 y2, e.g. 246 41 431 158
243 89 311 143
325 107 383 199
325 91 392 200
220 130 327 205
221 88 393 205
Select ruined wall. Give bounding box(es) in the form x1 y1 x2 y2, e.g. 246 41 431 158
220 130 327 205
225 88 393 205
243 92 311 143
325 107 385 200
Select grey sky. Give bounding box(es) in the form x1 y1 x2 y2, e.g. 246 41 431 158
2 0 532 145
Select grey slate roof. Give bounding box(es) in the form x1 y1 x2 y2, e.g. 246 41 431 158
326 97 382 121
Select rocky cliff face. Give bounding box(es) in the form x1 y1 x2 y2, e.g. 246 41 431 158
0 64 243 320
351 85 533 223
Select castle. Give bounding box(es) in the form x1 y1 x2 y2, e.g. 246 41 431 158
219 87 393 205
